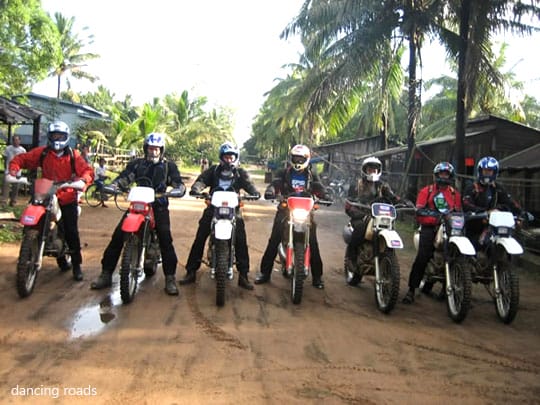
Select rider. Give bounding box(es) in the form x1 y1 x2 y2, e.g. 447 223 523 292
344 156 406 271
402 161 462 304
9 121 94 281
462 156 525 250
90 133 186 295
255 144 329 289
95 157 109 207
178 142 260 290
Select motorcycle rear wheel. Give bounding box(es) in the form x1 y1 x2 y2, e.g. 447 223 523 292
446 256 473 323
374 250 400 314
215 239 229 307
291 242 305 305
16 229 40 298
120 234 141 304
493 257 519 324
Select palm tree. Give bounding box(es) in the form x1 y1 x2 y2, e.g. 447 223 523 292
50 12 99 98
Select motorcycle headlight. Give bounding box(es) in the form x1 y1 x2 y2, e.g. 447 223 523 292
291 208 310 222
450 228 463 236
216 206 234 219
497 227 510 236
130 202 148 213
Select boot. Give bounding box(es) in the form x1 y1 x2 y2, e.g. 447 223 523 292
72 266 83 282
164 275 179 295
91 271 112 289
178 270 196 285
57 256 72 272
402 289 415 304
238 273 254 290
254 272 271 284
312 276 325 289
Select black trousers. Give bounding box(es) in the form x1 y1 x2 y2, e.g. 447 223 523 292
101 204 178 276
407 225 436 289
185 206 250 274
346 216 369 260
259 207 323 278
60 202 82 267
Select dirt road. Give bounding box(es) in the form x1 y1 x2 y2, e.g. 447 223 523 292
1 172 539 404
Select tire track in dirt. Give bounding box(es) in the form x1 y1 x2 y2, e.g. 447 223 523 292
184 285 247 350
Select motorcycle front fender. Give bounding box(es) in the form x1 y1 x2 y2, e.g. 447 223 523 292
121 213 145 233
20 205 46 226
214 219 233 240
495 237 524 255
379 229 403 249
449 236 476 256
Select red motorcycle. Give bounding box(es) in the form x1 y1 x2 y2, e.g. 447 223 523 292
105 182 183 304
8 176 84 298
277 195 332 304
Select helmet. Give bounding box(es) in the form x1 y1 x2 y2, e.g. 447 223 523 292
433 161 455 186
47 121 70 151
361 156 382 182
290 144 311 171
143 132 165 163
219 142 239 169
477 156 499 185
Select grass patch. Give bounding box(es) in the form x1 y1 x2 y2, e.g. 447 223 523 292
0 205 23 243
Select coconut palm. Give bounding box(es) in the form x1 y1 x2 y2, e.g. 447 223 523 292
49 12 99 98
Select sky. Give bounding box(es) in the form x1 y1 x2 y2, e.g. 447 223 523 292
33 1 540 146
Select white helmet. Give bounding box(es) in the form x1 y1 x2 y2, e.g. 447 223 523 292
143 132 166 163
361 156 382 182
290 144 311 172
47 121 70 151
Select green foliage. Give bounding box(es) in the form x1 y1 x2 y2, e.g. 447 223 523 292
0 0 61 96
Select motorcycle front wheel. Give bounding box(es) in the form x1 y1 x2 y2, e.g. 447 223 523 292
215 239 229 307
16 229 40 298
446 256 473 323
120 234 142 304
493 257 519 324
374 250 400 314
291 241 306 305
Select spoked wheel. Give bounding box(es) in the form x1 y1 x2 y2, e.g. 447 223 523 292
446 256 473 323
16 229 41 298
114 189 130 212
344 256 361 286
374 250 400 314
84 183 102 207
143 234 159 278
291 241 306 305
120 234 142 304
215 239 229 307
493 257 519 324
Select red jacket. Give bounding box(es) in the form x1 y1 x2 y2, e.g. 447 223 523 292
415 183 462 226
9 146 94 206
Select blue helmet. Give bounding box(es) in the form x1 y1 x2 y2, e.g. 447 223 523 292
219 142 239 168
144 132 166 163
47 121 70 151
433 161 455 186
477 156 499 185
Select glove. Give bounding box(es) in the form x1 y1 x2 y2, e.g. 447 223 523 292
169 185 186 198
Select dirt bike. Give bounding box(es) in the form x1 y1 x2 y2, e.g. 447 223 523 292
7 175 84 298
194 190 259 307
465 210 525 324
343 201 414 314
105 182 183 304
276 195 332 305
326 178 348 204
415 208 476 323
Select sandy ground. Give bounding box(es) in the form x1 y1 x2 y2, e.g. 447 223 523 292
0 172 539 404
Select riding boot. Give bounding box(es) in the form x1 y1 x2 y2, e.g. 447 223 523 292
91 271 113 289
72 265 83 282
312 276 325 289
178 270 196 285
164 275 179 296
57 256 73 272
254 272 271 284
238 273 254 290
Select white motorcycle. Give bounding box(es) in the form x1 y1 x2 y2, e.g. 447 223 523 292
415 207 476 323
343 201 413 313
465 210 524 324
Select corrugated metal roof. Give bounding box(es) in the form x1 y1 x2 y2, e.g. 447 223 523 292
0 96 44 124
500 142 540 170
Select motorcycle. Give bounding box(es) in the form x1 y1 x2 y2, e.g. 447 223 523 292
276 195 332 305
105 182 183 304
194 190 259 307
343 201 413 313
465 210 525 324
415 207 476 323
326 178 349 204
8 175 84 298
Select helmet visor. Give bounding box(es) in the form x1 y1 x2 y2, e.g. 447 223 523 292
291 156 307 165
